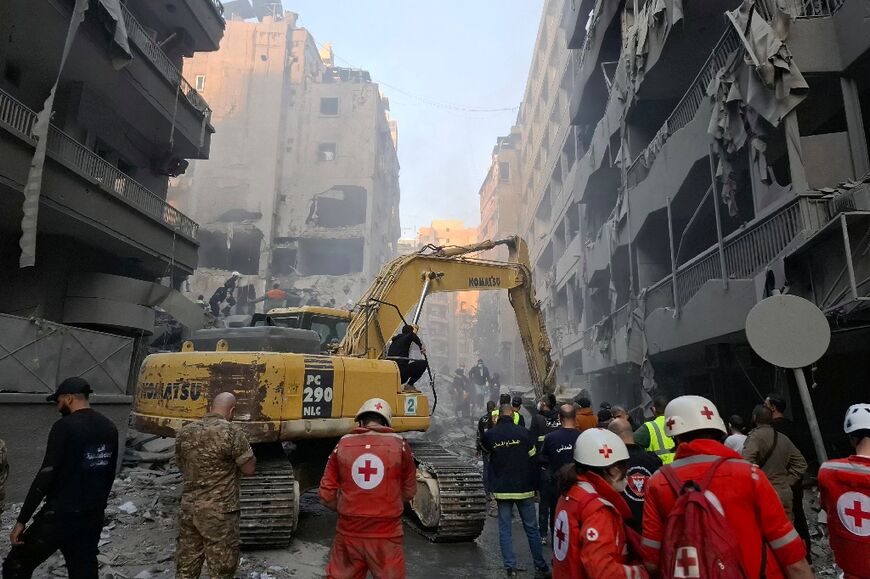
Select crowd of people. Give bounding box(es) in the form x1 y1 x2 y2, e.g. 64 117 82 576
0 372 867 579
475 389 869 579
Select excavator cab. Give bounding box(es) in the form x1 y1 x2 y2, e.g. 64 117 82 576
262 306 351 353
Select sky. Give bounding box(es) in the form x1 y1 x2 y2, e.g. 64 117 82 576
282 1 544 237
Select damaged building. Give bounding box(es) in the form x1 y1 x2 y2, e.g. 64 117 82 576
0 0 224 498
488 0 870 457
169 9 401 310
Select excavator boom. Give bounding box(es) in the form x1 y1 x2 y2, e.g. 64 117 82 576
339 236 556 399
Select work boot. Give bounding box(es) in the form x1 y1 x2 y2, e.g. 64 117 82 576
534 568 552 579
505 569 518 578
402 383 421 393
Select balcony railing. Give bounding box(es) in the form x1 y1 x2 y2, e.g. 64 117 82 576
625 0 847 188
121 6 212 119
0 88 199 239
756 0 846 19
579 194 830 348
626 27 741 187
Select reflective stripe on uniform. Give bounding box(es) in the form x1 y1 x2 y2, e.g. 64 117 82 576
646 417 676 463
537 436 546 442
493 491 536 500
768 528 799 550
529 447 537 457
819 461 870 475
669 454 750 469
641 537 661 550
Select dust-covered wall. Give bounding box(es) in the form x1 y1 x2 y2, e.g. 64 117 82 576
167 13 400 310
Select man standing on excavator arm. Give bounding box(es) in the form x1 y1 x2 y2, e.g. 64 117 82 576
386 325 428 392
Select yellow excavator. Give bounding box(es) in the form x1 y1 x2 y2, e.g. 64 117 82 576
131 236 556 547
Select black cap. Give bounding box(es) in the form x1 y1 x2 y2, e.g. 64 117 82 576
46 377 93 402
511 395 522 407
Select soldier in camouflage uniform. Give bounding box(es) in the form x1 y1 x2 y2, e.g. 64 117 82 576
0 439 7 516
175 392 256 579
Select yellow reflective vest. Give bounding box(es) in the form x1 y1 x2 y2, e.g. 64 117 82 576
491 409 521 426
644 415 676 464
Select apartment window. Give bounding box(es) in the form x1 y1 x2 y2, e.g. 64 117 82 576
195 75 206 91
499 162 510 182
320 97 339 116
318 143 336 161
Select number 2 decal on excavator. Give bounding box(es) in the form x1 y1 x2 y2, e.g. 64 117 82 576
405 396 417 415
302 357 334 417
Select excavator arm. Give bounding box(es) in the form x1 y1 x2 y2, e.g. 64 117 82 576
338 236 557 399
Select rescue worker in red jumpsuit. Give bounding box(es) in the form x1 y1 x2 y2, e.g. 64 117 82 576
641 396 813 579
818 403 870 579
319 398 416 579
551 428 648 579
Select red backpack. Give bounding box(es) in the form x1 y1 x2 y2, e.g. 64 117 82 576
658 458 750 579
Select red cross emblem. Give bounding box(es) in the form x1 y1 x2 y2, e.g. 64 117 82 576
351 453 384 490
553 510 569 561
666 417 676 430
375 402 384 410
598 445 613 459
700 406 714 420
358 460 378 482
837 491 870 536
555 522 566 549
673 546 700 578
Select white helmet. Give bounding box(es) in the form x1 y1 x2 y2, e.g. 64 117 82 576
664 395 727 437
573 428 630 467
844 403 870 434
355 398 392 426
231 271 241 278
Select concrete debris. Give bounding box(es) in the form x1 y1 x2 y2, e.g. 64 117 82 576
117 502 138 515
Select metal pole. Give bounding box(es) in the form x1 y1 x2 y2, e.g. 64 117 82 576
620 126 635 296
708 144 729 289
792 366 828 463
840 213 859 301
666 196 680 317
411 274 433 326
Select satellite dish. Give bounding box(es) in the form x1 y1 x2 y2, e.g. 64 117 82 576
745 294 830 368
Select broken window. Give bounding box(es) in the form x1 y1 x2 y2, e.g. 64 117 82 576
198 229 229 269
272 247 298 275
228 229 262 275
195 75 206 91
320 97 339 116
499 162 510 182
197 227 262 275
306 186 367 227
318 143 336 161
297 238 364 275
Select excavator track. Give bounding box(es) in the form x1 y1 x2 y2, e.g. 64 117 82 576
406 441 487 543
239 458 300 549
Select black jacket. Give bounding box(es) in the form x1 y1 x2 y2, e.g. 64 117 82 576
387 331 422 358
622 443 662 531
18 409 118 523
481 416 538 499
